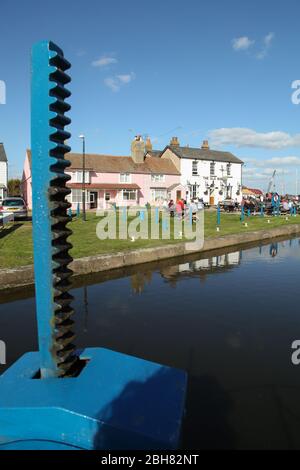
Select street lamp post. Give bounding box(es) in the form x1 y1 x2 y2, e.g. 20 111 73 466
79 134 86 221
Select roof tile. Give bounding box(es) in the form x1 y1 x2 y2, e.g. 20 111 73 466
27 150 180 175
166 145 243 164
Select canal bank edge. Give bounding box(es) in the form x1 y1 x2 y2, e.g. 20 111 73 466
1 223 300 291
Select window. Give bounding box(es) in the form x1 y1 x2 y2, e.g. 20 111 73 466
120 173 131 183
226 185 232 199
75 171 90 183
105 192 111 201
122 189 136 200
151 174 165 182
192 161 198 176
191 184 197 199
210 162 215 176
71 189 86 203
151 189 167 201
227 163 231 176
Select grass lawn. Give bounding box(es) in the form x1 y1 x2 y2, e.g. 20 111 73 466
0 210 299 269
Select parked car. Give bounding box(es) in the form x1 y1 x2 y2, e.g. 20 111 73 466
0 197 28 219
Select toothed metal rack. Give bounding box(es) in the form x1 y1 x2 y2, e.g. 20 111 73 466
31 41 78 379
0 41 187 450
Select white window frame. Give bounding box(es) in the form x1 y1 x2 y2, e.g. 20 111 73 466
226 185 233 199
192 160 198 176
210 162 215 177
227 163 231 176
151 174 165 182
122 189 137 201
75 170 90 184
151 189 167 201
191 184 197 199
89 192 97 203
120 173 131 183
71 188 88 204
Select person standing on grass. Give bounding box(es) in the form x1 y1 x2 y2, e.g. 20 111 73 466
175 200 182 218
178 198 185 218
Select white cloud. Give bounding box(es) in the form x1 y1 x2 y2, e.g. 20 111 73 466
244 173 273 181
92 56 117 67
232 36 255 51
265 32 275 46
244 168 291 185
104 72 136 92
258 156 300 166
244 167 277 175
116 72 136 84
209 128 300 149
256 32 275 59
243 156 300 167
243 167 257 175
104 77 120 92
232 32 275 59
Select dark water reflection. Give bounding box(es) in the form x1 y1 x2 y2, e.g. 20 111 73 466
1 238 300 449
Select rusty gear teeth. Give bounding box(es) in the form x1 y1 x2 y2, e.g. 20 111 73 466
48 42 79 377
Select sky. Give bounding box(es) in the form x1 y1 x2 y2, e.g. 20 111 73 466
1 0 300 192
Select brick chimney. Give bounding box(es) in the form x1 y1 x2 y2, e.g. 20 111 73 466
131 135 145 163
201 140 209 150
170 136 180 147
145 136 152 152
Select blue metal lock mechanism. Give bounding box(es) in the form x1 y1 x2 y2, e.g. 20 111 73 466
0 41 187 450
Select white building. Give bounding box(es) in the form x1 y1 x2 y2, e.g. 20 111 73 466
159 138 243 205
0 143 8 201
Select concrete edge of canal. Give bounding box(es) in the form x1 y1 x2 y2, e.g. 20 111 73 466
1 223 300 291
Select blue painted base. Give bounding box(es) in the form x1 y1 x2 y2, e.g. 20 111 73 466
0 348 187 450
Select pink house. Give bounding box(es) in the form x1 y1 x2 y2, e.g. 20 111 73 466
22 136 184 210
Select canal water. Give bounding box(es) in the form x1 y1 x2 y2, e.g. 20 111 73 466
1 237 300 449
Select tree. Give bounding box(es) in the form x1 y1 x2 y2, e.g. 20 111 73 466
7 179 21 196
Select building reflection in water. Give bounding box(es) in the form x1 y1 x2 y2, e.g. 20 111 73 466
128 238 292 294
160 251 241 286
269 243 278 258
130 271 153 295
130 251 242 293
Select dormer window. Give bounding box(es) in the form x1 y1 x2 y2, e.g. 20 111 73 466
192 160 198 176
